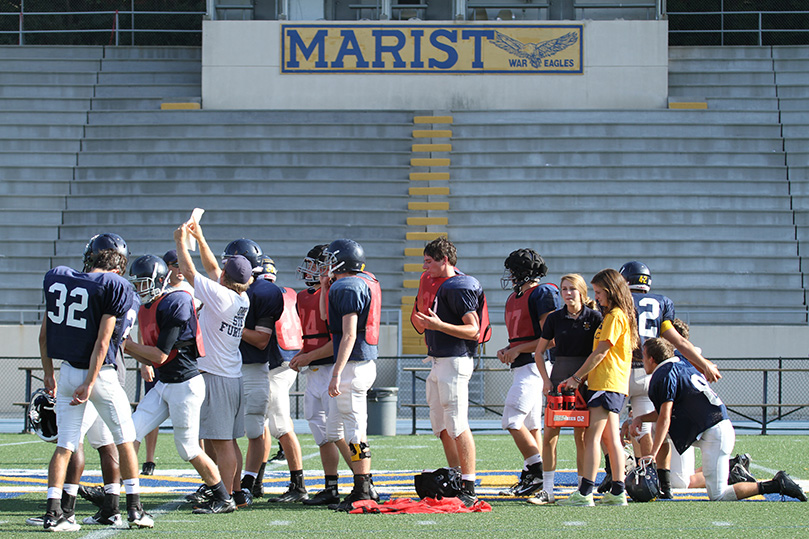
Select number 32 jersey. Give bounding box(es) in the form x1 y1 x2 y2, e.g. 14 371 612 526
44 266 138 369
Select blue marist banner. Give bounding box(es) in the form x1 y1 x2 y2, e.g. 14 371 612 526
281 24 583 74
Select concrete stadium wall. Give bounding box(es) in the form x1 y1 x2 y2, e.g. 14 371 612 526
202 19 668 110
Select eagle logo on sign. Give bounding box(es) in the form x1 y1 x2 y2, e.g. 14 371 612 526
491 30 578 68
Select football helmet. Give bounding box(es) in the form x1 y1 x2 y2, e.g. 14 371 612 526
256 256 277 282
619 261 652 292
83 233 128 274
222 239 263 272
626 458 660 502
501 248 548 292
128 255 169 304
28 389 57 443
414 467 462 500
296 244 328 286
322 239 365 276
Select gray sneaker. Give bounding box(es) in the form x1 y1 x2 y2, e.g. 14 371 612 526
43 514 81 532
527 490 554 505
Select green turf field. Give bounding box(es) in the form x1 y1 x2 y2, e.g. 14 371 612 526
2 432 807 538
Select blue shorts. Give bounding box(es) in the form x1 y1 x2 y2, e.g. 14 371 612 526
585 389 626 414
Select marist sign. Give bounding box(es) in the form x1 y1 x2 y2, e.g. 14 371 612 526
280 24 583 74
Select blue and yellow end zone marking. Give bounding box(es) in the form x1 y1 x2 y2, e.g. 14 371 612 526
0 469 793 502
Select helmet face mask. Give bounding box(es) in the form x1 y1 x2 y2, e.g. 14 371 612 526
320 239 365 278
128 255 169 304
501 249 548 293
28 389 57 443
222 239 263 272
297 244 329 286
619 261 652 292
626 458 661 502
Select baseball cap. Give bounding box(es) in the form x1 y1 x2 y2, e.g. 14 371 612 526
163 249 178 265
224 254 252 284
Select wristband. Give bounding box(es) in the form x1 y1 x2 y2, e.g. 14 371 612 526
572 375 582 384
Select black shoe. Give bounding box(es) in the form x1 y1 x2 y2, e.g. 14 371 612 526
78 485 105 508
512 464 543 497
658 487 674 499
251 480 264 499
728 463 756 485
43 513 81 532
597 471 612 494
127 506 154 528
334 490 372 512
302 488 340 506
729 453 751 472
774 471 807 502
232 489 254 508
369 481 380 503
269 449 286 463
193 497 236 514
185 484 213 504
141 461 156 476
82 510 123 526
268 483 309 503
457 490 479 508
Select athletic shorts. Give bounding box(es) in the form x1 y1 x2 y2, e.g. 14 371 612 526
585 389 626 415
242 362 271 439
199 372 244 440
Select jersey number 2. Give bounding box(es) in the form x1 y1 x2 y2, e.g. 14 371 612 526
47 283 88 329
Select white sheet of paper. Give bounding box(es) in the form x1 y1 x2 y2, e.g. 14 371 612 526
185 208 205 251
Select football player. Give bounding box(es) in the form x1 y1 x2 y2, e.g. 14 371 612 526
321 239 381 511
39 233 152 531
496 249 561 497
125 255 236 514
174 222 252 504
227 241 308 504
635 338 806 503
290 244 355 506
613 261 721 497
412 237 488 508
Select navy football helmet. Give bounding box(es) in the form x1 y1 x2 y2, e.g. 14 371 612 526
626 458 661 502
322 239 365 276
501 248 548 292
129 255 169 304
297 244 328 286
28 389 57 443
619 261 652 292
83 233 128 274
256 256 277 282
222 239 263 272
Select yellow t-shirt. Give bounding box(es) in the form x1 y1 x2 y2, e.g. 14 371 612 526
587 307 632 395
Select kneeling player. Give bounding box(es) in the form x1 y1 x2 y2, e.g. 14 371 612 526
634 338 806 502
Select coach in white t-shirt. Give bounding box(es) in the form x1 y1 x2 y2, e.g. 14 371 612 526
174 221 251 501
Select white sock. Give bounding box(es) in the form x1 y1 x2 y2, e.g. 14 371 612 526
123 478 140 495
63 484 79 497
543 471 555 493
525 454 542 467
461 474 476 482
47 487 62 500
104 483 121 495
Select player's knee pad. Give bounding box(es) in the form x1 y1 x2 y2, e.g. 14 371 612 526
175 430 201 462
502 404 527 431
349 441 371 462
268 415 292 440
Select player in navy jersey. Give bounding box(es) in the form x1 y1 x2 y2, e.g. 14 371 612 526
231 242 308 505
497 249 561 497
633 338 806 503
39 233 152 531
125 254 236 514
615 261 721 497
321 239 381 511
412 237 487 508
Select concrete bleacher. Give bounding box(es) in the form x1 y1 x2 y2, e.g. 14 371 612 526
0 44 808 326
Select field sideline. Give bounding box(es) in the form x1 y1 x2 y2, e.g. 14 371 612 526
1 432 807 538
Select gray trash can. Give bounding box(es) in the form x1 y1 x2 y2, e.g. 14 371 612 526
367 387 398 436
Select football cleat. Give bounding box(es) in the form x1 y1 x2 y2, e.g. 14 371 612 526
232 489 253 508
597 491 629 506
773 471 807 502
456 490 479 508
333 489 371 512
269 449 286 463
728 463 756 485
127 507 154 529
557 492 594 506
268 483 309 503
658 487 674 499
141 461 156 476
512 471 543 497
185 484 213 504
26 514 46 526
78 485 105 508
527 490 554 505
597 471 612 494
82 510 123 526
251 480 264 499
192 497 236 514
302 488 340 506
43 513 81 532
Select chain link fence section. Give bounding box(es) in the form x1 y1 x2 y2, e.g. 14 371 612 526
0 0 205 46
